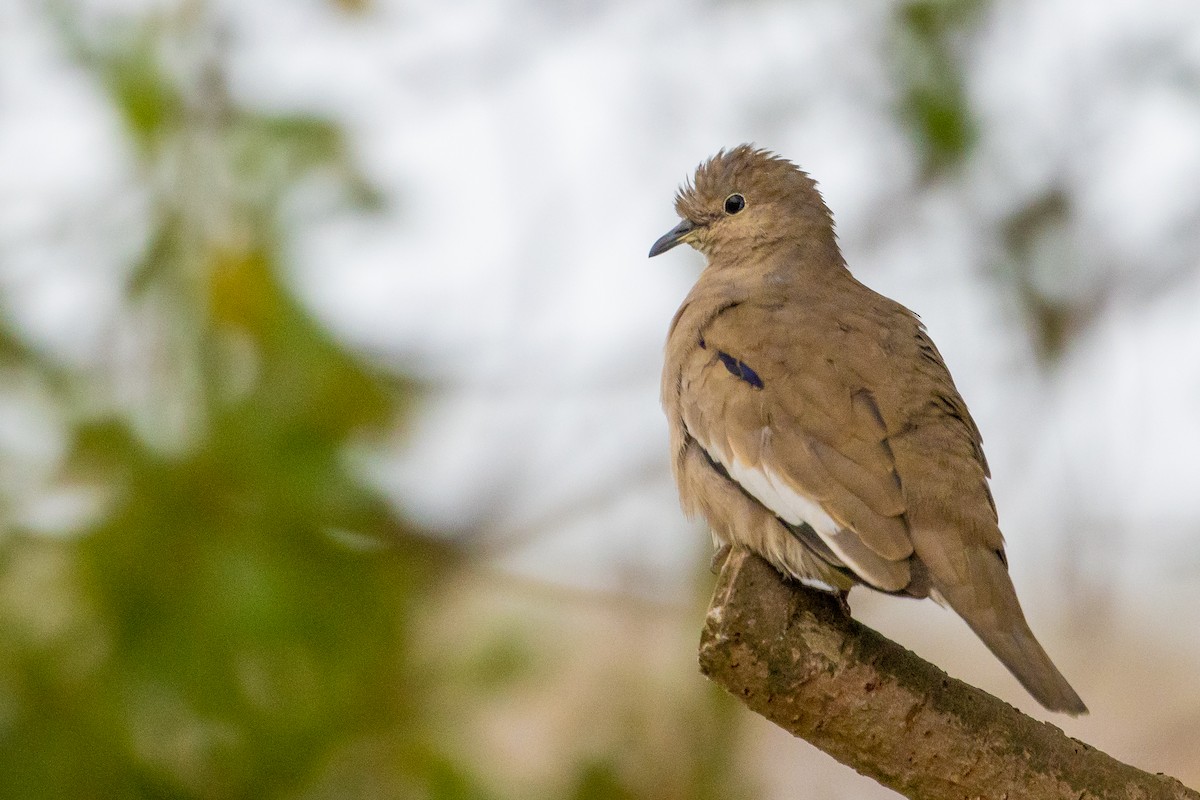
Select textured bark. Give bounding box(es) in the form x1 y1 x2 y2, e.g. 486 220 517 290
699 548 1199 800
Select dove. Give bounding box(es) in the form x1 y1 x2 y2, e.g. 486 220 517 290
651 145 1085 714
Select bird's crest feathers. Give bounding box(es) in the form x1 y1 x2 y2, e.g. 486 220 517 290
674 144 833 231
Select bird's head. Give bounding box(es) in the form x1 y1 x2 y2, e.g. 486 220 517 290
648 144 836 261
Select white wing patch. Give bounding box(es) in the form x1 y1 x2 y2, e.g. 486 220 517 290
797 575 841 593
722 452 839 536
701 434 900 589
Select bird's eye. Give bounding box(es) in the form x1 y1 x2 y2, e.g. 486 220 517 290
724 193 746 215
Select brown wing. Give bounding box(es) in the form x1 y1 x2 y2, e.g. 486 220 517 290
678 299 914 591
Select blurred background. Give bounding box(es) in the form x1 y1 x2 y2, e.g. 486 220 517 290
1 0 1199 797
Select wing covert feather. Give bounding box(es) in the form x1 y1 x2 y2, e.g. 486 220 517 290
681 301 914 588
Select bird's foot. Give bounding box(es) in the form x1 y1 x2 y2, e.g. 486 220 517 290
710 543 732 574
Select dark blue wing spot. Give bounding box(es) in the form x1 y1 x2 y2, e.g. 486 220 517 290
717 351 763 389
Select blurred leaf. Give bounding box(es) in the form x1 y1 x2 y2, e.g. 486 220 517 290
570 760 639 800
460 629 537 692
0 323 39 367
419 750 501 800
1001 189 1106 363
91 28 184 151
893 0 986 173
0 10 481 799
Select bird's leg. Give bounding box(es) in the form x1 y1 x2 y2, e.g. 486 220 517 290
835 589 852 616
710 543 732 574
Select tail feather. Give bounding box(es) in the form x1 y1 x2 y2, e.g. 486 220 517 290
958 602 1088 715
927 543 1087 715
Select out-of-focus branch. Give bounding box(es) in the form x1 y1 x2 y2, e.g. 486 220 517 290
699 548 1199 800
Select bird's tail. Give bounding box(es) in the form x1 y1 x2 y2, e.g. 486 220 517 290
932 547 1087 715
958 602 1088 715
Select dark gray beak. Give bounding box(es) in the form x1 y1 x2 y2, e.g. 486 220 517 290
648 219 696 257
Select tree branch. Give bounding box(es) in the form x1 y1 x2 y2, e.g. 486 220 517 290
699 548 1199 800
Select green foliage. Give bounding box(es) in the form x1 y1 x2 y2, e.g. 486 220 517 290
94 28 184 151
893 0 987 174
0 13 469 799
570 760 640 800
0 8 759 800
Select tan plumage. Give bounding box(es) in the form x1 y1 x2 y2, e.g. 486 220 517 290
651 145 1086 715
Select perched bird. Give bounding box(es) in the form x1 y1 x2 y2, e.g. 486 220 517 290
650 145 1086 715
